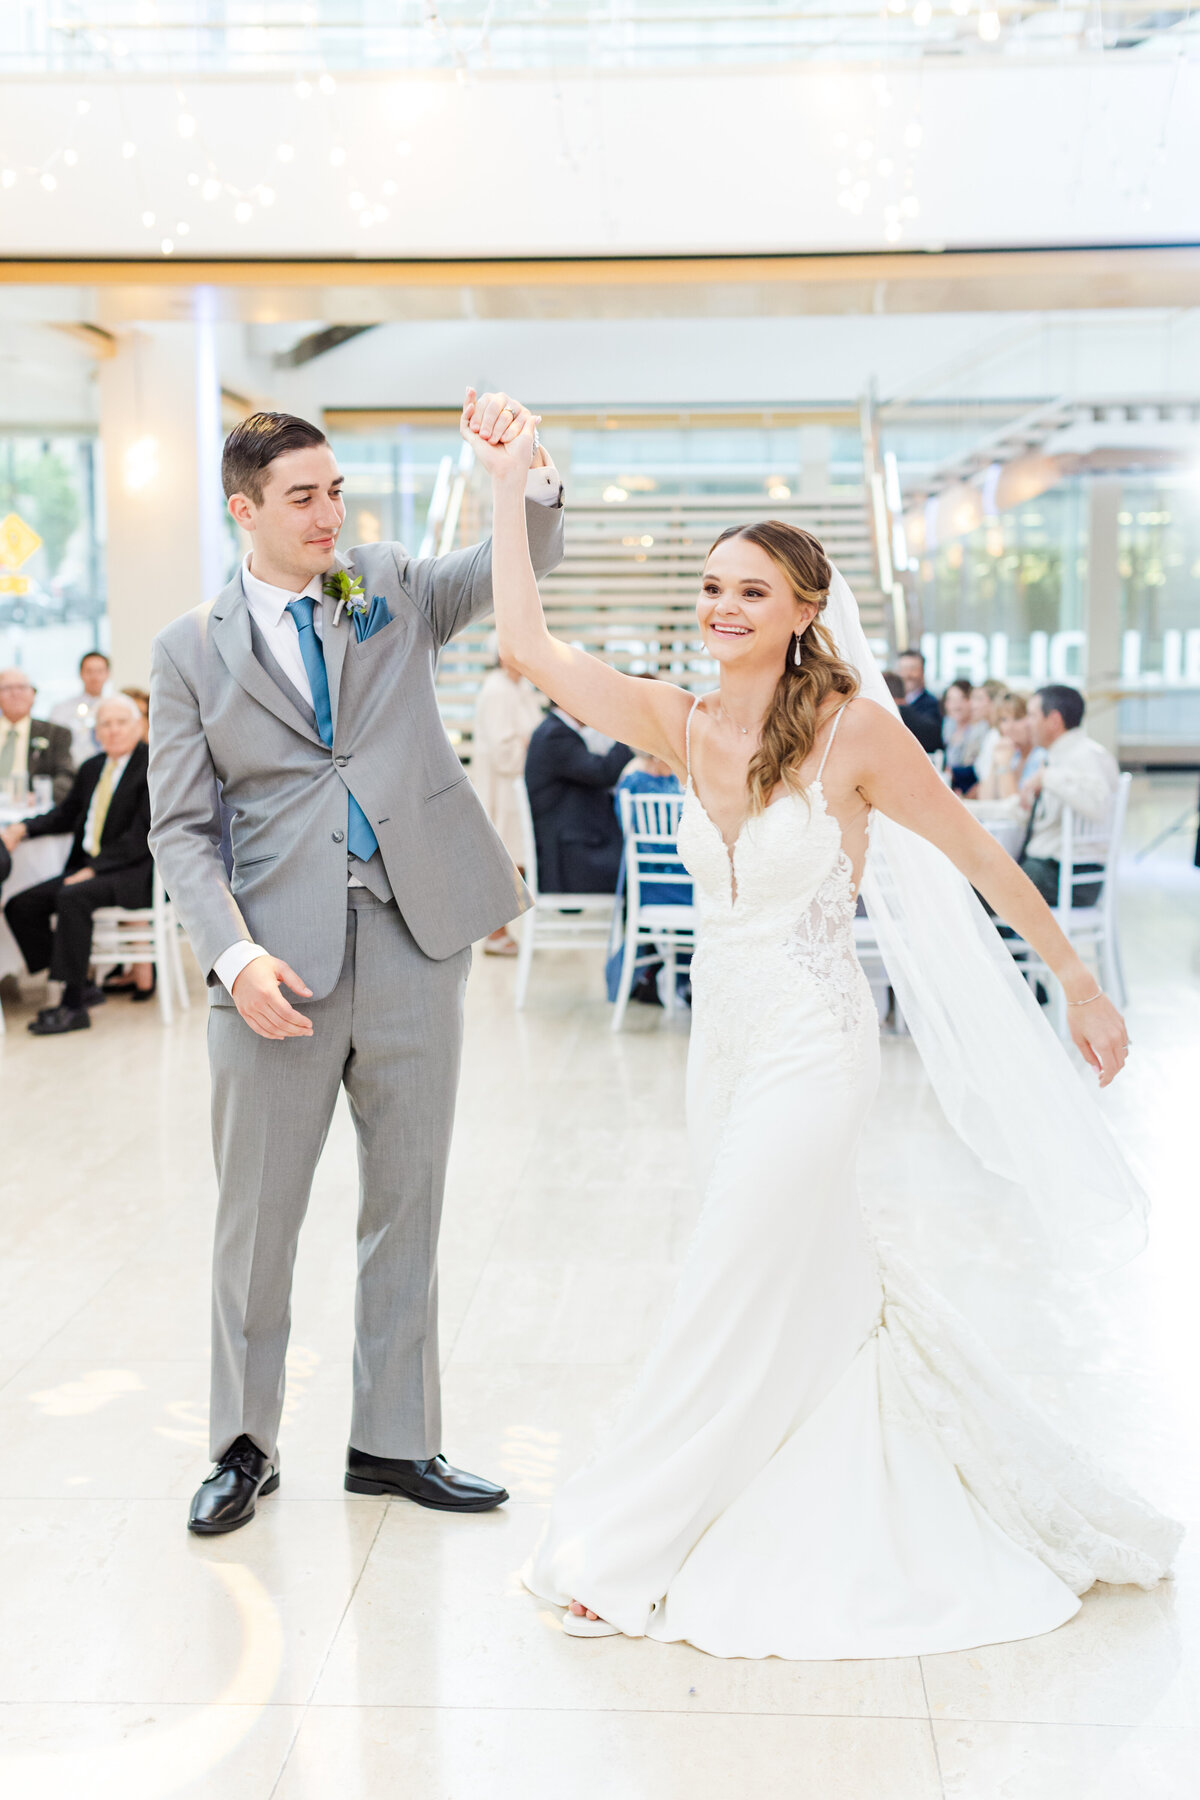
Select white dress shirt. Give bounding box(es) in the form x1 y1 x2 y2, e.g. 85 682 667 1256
216 464 564 996
82 752 132 857
0 711 32 776
1024 727 1119 862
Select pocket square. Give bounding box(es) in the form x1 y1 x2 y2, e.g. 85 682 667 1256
354 594 392 642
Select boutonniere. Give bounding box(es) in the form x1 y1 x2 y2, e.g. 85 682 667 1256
31 737 48 753
323 568 369 626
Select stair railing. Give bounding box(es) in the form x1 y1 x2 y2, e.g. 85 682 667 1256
859 386 912 657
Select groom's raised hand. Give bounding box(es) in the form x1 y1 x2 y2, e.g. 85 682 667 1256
231 954 314 1040
462 387 536 447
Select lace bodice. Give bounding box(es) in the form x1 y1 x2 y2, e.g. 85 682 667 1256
676 703 876 1096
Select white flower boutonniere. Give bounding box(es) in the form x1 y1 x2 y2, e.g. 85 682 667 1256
323 569 369 627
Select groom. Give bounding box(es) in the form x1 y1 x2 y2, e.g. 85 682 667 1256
149 395 563 1533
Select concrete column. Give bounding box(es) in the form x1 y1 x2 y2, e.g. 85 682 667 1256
798 426 832 500
1085 478 1122 756
98 312 226 684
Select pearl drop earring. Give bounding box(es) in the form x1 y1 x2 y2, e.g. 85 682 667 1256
793 631 804 669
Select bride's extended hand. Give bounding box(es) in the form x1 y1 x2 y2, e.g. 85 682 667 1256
1067 990 1129 1088
461 386 538 479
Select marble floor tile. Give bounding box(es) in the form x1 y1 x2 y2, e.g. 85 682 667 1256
439 1360 638 1501
312 1501 929 1718
449 1255 675 1366
0 773 1196 1800
275 1707 943 1800
0 1702 301 1800
921 1557 1198 1727
935 1719 1200 1800
0 1497 385 1705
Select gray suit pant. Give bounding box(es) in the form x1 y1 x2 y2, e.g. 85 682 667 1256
207 889 470 1463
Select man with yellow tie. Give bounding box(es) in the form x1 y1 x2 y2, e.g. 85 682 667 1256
1 693 152 1035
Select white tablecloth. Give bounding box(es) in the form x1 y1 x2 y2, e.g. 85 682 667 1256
966 802 1025 861
0 805 73 979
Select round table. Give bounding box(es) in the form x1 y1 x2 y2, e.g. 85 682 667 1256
0 804 73 981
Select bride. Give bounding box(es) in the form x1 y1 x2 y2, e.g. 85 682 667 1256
462 393 1181 1659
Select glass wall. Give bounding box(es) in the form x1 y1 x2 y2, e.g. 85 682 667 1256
901 461 1200 754
0 433 106 709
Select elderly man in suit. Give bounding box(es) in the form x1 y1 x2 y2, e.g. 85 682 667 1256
0 668 75 804
149 398 565 1535
2 693 150 1034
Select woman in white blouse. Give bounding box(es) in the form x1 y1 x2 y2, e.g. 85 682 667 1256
469 644 545 954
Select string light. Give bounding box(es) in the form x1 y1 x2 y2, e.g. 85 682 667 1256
141 210 155 227
318 73 336 95
294 78 313 99
330 146 347 167
121 141 136 159
257 185 276 206
978 10 1001 40
276 143 294 162
40 173 56 191
63 149 78 166
202 178 221 200
234 201 253 223
76 100 90 116
913 0 932 23
1 170 15 188
177 112 196 138
161 237 174 255
904 119 924 148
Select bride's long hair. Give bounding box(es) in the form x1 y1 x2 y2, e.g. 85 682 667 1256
708 520 860 812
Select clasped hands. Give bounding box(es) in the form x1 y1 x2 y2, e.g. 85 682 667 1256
461 386 542 478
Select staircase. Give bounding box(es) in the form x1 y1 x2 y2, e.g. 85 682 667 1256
436 488 891 763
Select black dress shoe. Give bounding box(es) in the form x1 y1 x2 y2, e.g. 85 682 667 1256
188 1434 279 1535
28 1005 90 1036
345 1448 508 1512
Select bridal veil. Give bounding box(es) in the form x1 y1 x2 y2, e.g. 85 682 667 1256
827 566 1147 1275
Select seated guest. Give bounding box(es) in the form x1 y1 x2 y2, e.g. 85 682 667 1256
49 649 112 764
524 707 631 893
610 750 693 1008
0 667 74 804
1018 684 1118 908
895 649 942 754
121 686 151 743
969 682 1008 792
0 695 153 1035
469 644 544 956
882 670 906 704
976 694 1045 800
942 678 987 794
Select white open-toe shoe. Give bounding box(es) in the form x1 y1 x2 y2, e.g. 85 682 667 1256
562 1606 620 1638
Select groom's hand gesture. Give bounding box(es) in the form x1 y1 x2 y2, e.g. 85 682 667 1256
232 954 314 1040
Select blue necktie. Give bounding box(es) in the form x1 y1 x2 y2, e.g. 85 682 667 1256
286 595 379 865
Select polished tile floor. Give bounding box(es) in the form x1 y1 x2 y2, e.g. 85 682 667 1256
1 774 1197 1800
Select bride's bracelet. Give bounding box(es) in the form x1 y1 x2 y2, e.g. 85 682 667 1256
1067 988 1105 1007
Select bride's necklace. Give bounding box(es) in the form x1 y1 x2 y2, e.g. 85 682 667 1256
719 705 760 738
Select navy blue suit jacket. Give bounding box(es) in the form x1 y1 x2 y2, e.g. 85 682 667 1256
524 714 631 894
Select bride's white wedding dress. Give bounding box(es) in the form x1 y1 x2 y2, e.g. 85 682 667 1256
522 701 1181 1660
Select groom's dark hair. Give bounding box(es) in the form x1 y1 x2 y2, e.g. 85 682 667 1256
222 411 328 505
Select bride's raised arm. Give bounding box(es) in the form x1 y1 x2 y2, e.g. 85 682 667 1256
462 391 694 772
839 695 1130 1087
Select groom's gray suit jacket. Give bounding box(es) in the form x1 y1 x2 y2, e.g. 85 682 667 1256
148 504 564 1000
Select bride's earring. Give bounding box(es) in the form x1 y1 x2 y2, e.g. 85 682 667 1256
793 631 804 668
